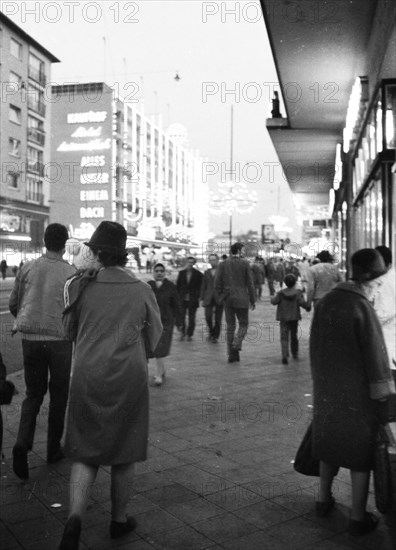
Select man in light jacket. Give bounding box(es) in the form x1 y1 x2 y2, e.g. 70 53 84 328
9 223 76 479
215 242 255 363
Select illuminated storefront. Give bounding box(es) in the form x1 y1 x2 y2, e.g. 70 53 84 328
50 83 208 247
336 79 396 262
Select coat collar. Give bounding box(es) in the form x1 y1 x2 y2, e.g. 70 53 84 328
334 281 368 299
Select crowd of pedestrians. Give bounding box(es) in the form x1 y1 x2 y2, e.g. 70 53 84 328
1 220 395 547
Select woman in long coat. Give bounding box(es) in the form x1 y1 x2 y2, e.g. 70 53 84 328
310 248 395 536
59 222 162 549
148 262 182 386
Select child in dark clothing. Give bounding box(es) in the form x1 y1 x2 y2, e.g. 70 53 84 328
271 273 311 364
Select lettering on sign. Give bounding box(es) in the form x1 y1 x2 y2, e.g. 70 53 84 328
67 111 107 124
80 190 109 201
80 207 105 219
57 138 111 152
81 156 106 167
80 173 109 184
71 126 103 138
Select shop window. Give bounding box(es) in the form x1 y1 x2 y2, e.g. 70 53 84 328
10 37 22 59
9 105 21 125
9 138 21 157
385 83 396 149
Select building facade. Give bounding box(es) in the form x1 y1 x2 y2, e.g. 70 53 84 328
50 83 208 248
0 12 59 258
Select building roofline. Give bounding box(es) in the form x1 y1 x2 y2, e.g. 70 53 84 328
0 11 60 62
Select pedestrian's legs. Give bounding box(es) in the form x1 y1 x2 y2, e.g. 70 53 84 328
181 301 188 336
16 341 49 451
350 470 370 522
318 461 338 503
111 463 135 522
68 461 98 518
47 341 73 459
204 304 213 338
233 308 249 351
224 306 236 354
279 321 289 360
187 304 197 337
268 279 275 296
289 320 299 358
155 357 165 378
213 304 223 340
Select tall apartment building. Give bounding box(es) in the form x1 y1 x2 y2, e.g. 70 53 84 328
50 82 208 248
0 12 59 254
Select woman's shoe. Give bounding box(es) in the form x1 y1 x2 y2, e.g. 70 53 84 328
59 515 81 550
153 375 164 386
110 515 137 539
315 495 335 517
348 512 378 536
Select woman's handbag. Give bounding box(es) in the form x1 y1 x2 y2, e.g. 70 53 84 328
293 422 320 476
373 425 393 514
0 379 15 405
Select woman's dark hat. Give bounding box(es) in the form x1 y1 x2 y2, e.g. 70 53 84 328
351 248 387 282
85 221 127 254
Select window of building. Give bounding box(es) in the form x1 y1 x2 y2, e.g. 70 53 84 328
26 176 43 203
7 171 20 189
28 115 45 145
9 137 21 157
10 37 22 59
29 53 46 85
9 105 21 125
9 71 22 87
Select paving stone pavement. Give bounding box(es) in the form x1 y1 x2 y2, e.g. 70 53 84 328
1 279 396 549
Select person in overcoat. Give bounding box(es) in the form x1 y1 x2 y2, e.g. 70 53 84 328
148 262 182 386
215 242 255 363
176 256 203 341
58 222 162 549
200 253 224 343
310 248 395 536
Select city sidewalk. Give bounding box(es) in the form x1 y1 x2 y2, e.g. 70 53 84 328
1 290 396 549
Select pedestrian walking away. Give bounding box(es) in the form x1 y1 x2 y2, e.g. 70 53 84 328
200 253 224 343
148 262 183 386
306 249 342 307
215 242 255 363
310 248 395 536
176 256 203 341
59 221 162 549
9 223 76 480
271 273 310 364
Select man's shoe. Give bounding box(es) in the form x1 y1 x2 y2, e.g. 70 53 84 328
348 512 378 536
187 336 193 341
228 350 240 363
47 448 65 464
110 515 137 539
282 357 288 365
292 354 299 360
12 445 29 480
59 514 81 550
211 337 218 344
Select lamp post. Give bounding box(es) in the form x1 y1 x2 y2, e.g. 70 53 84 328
209 106 257 248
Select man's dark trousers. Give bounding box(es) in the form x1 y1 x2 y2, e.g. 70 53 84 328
181 301 198 337
224 306 249 354
16 340 72 458
204 299 223 340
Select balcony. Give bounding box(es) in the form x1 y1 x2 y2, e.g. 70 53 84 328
28 66 46 86
27 97 46 117
26 190 44 205
27 127 45 146
26 159 45 177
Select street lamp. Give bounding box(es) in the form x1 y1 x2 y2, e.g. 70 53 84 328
209 106 258 248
